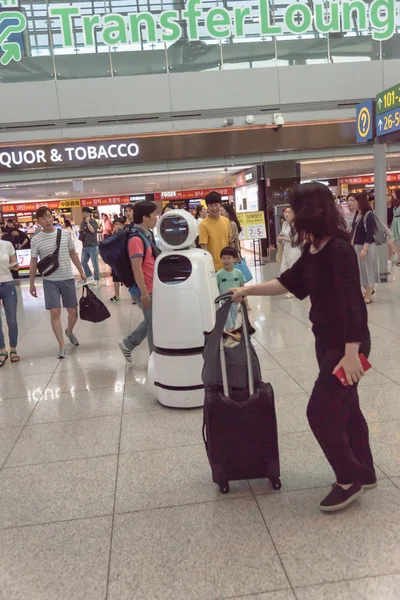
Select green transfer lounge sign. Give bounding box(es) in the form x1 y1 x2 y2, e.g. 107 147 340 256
0 0 397 67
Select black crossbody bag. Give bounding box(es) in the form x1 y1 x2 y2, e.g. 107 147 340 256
37 228 62 277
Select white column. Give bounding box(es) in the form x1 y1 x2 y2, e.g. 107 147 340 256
373 141 388 283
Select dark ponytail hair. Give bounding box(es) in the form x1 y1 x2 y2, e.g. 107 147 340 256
222 203 242 234
289 182 349 249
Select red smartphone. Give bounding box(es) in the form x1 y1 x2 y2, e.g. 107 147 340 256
334 354 372 386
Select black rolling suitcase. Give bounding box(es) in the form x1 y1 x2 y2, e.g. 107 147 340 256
202 294 281 494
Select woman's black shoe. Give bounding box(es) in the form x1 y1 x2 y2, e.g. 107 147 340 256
320 482 362 512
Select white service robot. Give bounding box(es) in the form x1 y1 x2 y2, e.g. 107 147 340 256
148 209 219 408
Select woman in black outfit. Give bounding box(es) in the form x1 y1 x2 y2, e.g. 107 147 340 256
231 182 376 513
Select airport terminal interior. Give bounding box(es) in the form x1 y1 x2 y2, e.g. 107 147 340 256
1 0 400 598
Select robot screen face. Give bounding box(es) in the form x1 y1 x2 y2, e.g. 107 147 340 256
159 215 189 247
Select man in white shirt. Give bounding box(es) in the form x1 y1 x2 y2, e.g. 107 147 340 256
30 206 86 359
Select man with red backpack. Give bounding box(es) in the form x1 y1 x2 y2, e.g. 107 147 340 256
116 201 159 364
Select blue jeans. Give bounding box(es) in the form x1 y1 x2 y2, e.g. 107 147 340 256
123 293 153 353
81 246 99 281
0 281 18 348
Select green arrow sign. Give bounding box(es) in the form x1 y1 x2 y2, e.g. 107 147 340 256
376 83 400 116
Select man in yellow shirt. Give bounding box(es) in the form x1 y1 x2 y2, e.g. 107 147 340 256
199 191 232 270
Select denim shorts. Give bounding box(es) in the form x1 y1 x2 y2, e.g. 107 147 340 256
43 279 78 310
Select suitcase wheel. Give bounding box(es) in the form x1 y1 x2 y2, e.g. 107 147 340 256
218 482 230 494
271 478 282 491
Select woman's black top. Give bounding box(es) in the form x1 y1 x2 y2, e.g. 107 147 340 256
278 237 368 347
352 211 375 245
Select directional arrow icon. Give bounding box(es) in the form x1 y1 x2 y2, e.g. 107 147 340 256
378 98 383 109
378 119 383 130
0 41 21 65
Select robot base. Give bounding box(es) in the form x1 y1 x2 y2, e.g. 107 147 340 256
148 351 204 409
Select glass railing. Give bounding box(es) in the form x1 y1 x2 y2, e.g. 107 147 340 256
0 0 399 83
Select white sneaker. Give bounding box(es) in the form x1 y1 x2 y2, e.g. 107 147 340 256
57 347 69 359
90 280 99 286
118 341 133 364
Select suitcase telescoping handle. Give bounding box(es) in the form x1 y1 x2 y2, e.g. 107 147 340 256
215 292 254 397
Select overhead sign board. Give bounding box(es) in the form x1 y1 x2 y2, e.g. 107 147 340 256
356 100 374 143
339 172 400 185
0 0 397 66
154 188 233 202
376 108 400 137
376 83 400 116
1 199 80 214
0 139 140 173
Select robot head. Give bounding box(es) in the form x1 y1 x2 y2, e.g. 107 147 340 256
157 209 198 251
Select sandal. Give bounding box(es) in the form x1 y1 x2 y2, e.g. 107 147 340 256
365 299 372 305
10 350 20 363
0 352 8 368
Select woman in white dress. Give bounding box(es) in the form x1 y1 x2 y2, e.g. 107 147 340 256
277 207 302 297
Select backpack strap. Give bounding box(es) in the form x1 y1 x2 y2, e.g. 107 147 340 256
128 228 160 260
54 228 62 257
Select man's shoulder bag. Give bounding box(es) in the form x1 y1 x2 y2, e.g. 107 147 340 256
37 228 62 277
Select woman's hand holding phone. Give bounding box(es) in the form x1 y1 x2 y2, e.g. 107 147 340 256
333 353 371 386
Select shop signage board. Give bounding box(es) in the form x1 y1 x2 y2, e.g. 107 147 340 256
356 100 374 143
1 195 152 214
339 172 400 185
154 188 233 202
81 196 130 207
0 139 140 173
0 1 397 66
1 199 80 214
237 211 267 241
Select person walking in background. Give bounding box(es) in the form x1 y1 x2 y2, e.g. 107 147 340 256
109 218 125 302
118 201 159 364
220 203 243 259
230 182 376 513
80 208 100 285
162 203 175 215
390 189 400 266
195 204 207 224
277 207 302 298
345 194 357 232
124 204 135 231
0 237 20 367
101 213 114 239
30 207 87 359
352 193 379 305
199 191 232 271
63 219 74 239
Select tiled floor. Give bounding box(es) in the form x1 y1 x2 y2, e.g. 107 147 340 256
0 263 400 600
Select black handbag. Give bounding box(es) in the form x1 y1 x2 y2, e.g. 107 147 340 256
79 285 111 323
37 228 62 277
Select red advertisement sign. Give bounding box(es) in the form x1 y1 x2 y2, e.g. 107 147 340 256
81 196 130 207
339 172 400 185
1 200 66 214
154 187 233 201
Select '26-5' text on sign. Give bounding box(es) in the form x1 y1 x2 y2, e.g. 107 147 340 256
376 109 400 137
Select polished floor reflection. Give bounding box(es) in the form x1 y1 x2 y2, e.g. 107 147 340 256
0 264 399 600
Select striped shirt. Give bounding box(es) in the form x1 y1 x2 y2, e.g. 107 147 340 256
31 229 75 281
